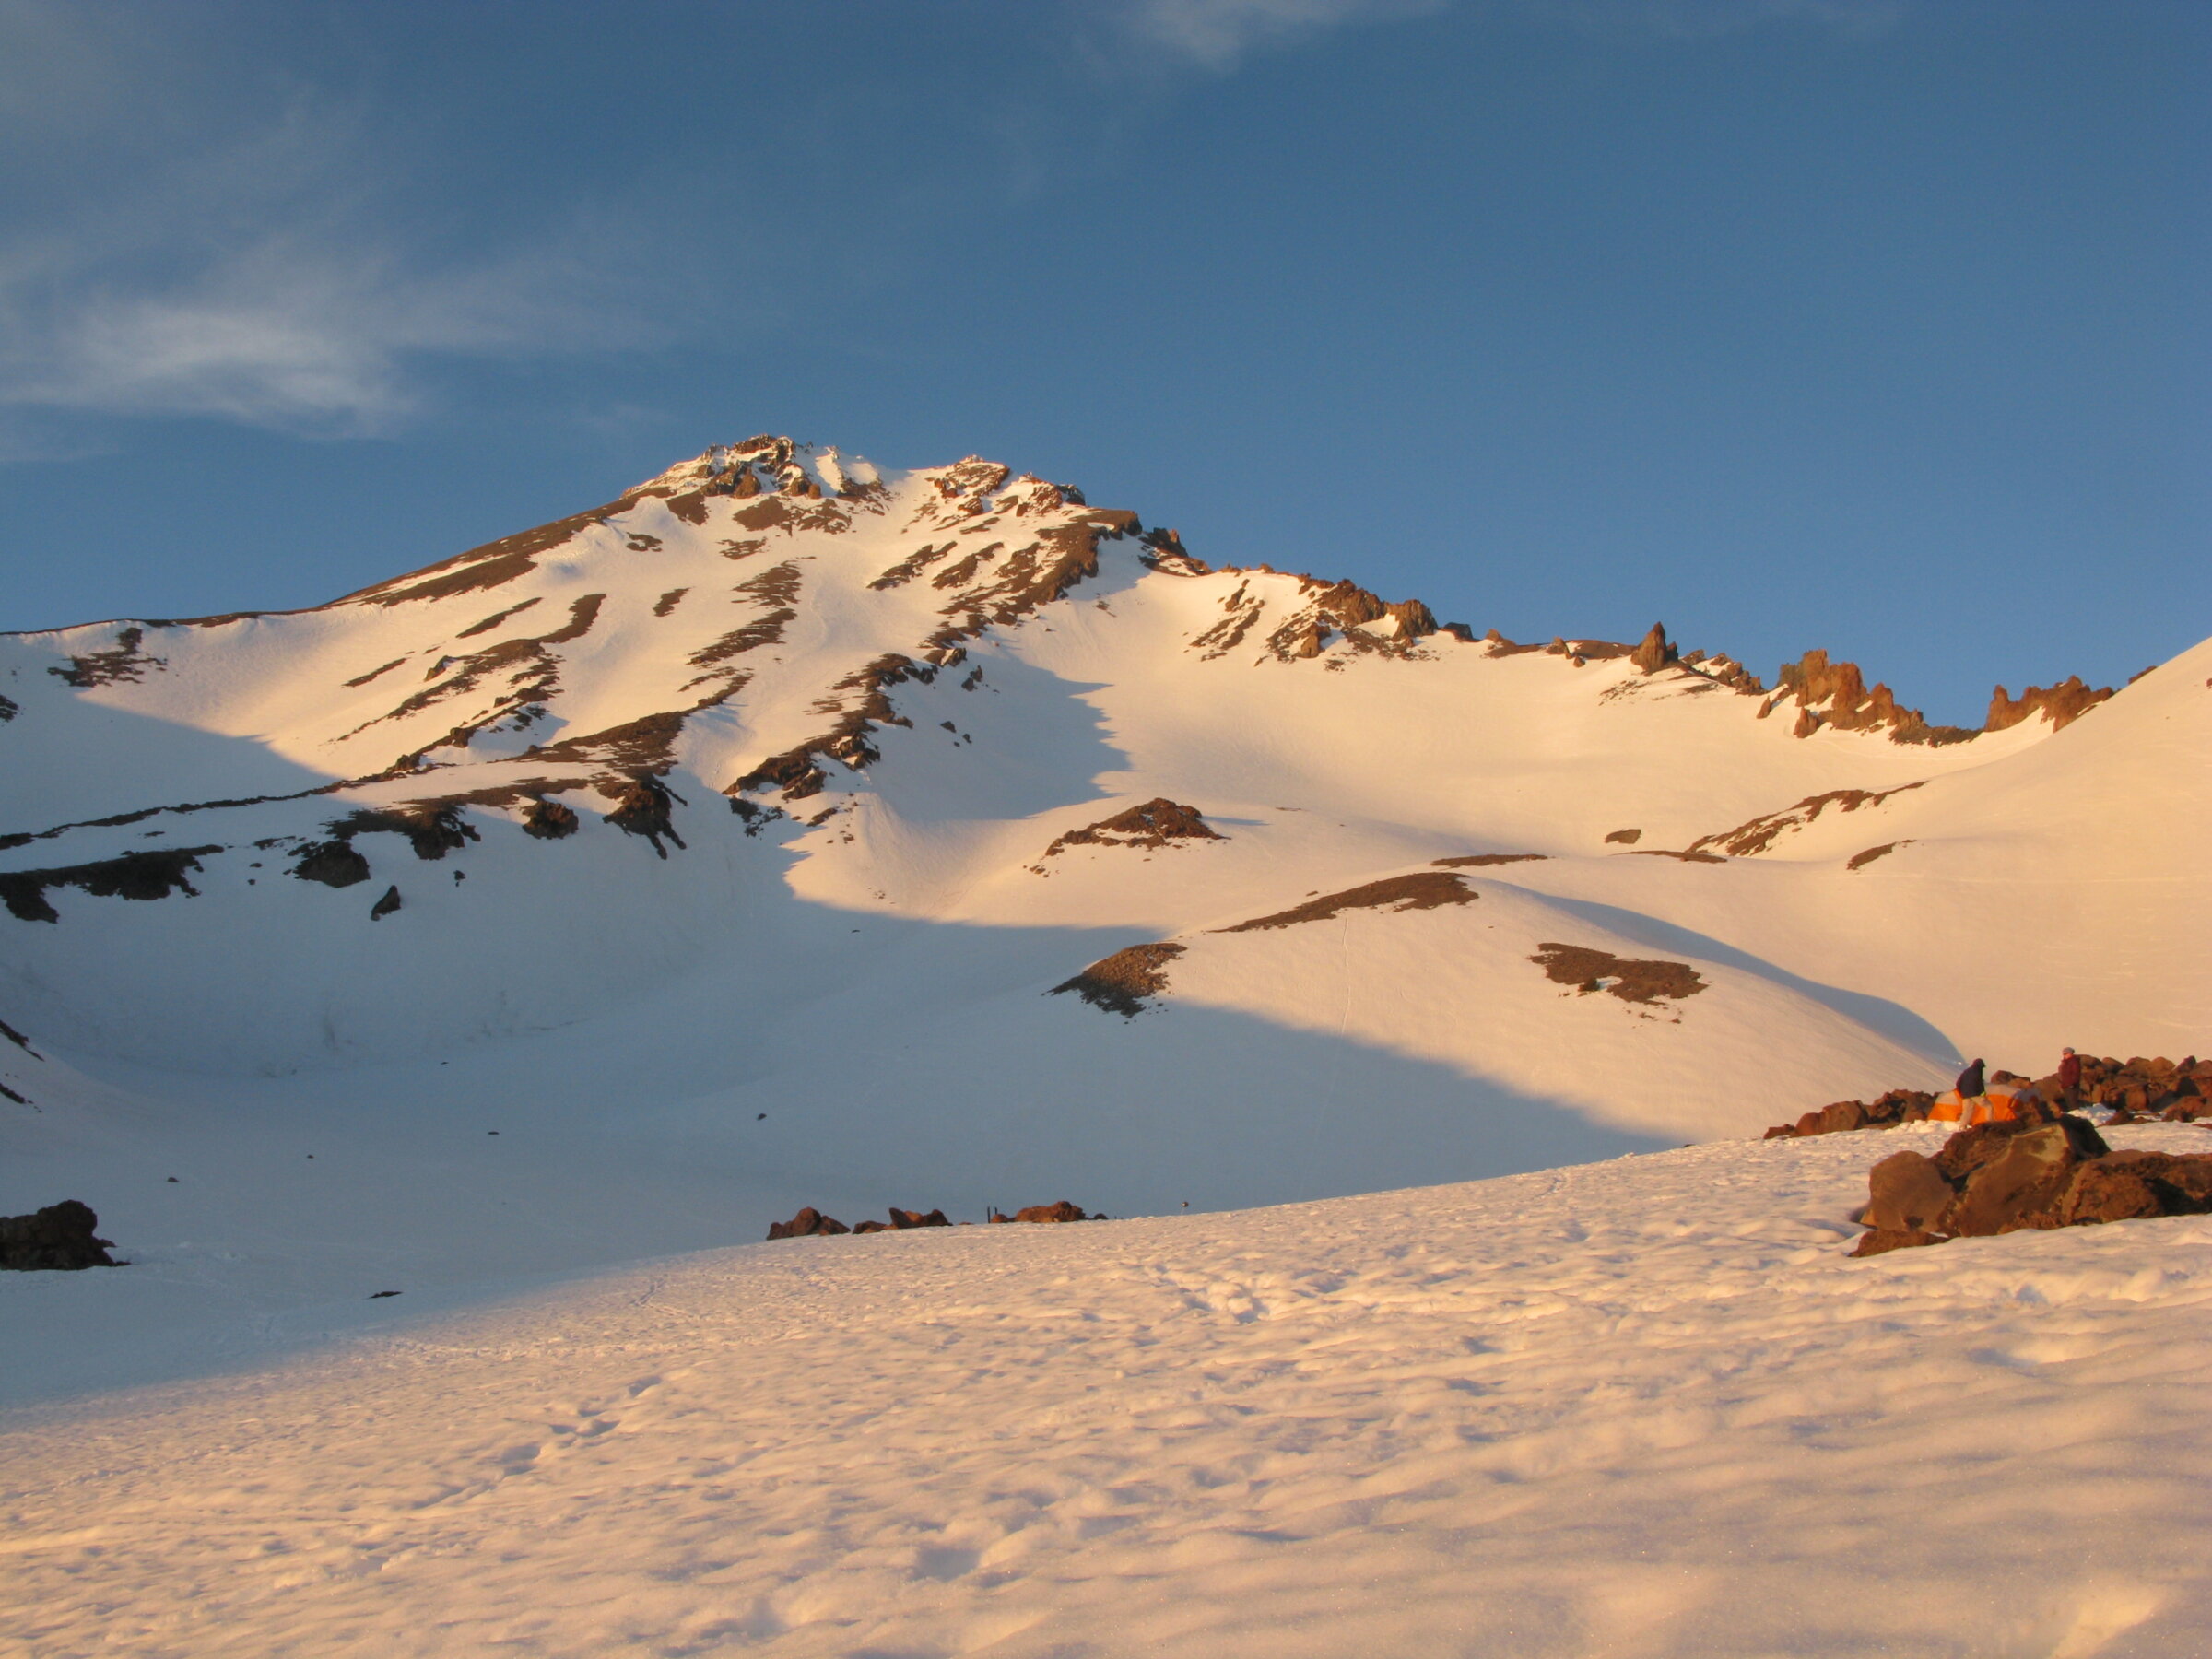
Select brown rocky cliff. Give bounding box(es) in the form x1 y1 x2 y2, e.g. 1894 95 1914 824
1986 676 2113 732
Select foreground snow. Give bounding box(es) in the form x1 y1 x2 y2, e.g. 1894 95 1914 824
8 1125 2212 1658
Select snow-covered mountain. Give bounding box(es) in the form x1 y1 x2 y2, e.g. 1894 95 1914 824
2 435 2205 1249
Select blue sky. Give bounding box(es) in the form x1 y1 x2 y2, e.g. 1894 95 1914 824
0 0 2203 725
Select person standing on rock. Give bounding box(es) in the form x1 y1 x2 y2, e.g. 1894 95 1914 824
2058 1047 2082 1104
1956 1058 1986 1100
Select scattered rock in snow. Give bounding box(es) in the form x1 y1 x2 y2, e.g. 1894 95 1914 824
1846 841 1909 870
0 1200 118 1270
1432 853 1547 867
290 841 372 888
370 886 402 920
0 847 222 924
1215 872 1477 933
889 1208 951 1230
1765 1089 1938 1139
1688 783 1925 859
1604 828 1641 844
522 798 580 839
1529 943 1706 1005
599 775 686 857
1052 943 1186 1018
1043 798 1224 857
47 626 166 688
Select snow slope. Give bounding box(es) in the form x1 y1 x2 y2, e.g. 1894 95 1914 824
0 436 2204 1358
7 1125 2212 1658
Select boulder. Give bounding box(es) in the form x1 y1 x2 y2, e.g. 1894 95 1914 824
1850 1115 2212 1254
0 1199 118 1270
888 1207 950 1229
1941 1120 2101 1236
1864 1150 1955 1235
766 1206 850 1240
992 1201 1092 1224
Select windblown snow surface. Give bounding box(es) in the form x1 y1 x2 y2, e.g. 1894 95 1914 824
7 1125 2212 1657
2 439 2207 1654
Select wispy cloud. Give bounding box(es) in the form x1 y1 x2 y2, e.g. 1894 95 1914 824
0 4 644 441
1120 0 1450 70
1518 0 1907 40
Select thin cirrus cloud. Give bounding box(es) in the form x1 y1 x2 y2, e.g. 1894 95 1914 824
0 230 639 436
1119 0 1906 65
0 5 644 443
1120 0 1450 69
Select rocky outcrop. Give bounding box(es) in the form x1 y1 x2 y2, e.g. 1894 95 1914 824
992 1201 1093 1224
1043 798 1224 857
370 885 402 920
767 1206 851 1240
1052 943 1186 1018
599 775 686 857
1986 676 2112 733
1630 623 1679 674
290 841 372 888
1765 650 1977 746
1529 943 1706 1005
329 804 478 861
1216 872 1477 933
1688 782 1924 859
0 1200 118 1269
1767 1056 2209 1137
1850 1117 2212 1256
2074 1054 2211 1120
1764 1088 1939 1139
48 626 167 688
0 846 222 924
521 798 579 839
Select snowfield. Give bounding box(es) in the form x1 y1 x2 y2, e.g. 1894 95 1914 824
7 1125 2212 1658
2 438 2207 1655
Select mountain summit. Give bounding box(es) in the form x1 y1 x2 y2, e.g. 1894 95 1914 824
1 437 2205 1219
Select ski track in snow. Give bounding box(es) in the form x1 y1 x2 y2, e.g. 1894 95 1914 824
6 1126 2212 1658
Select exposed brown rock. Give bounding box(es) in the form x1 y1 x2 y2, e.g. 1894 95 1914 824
290 841 371 888
330 804 478 861
1772 649 1977 746
1864 1150 1958 1234
522 799 580 839
454 597 545 639
766 1206 851 1240
888 1207 951 1230
1630 623 1679 674
1217 872 1477 933
1986 677 2112 733
47 626 168 688
1432 853 1547 867
369 885 402 920
993 1201 1091 1224
1688 783 1924 859
599 775 686 857
1841 1116 2212 1255
1846 841 1909 870
1529 943 1706 1004
1053 942 1186 1018
1044 799 1224 857
0 1200 117 1270
0 846 222 924
1604 828 1641 845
